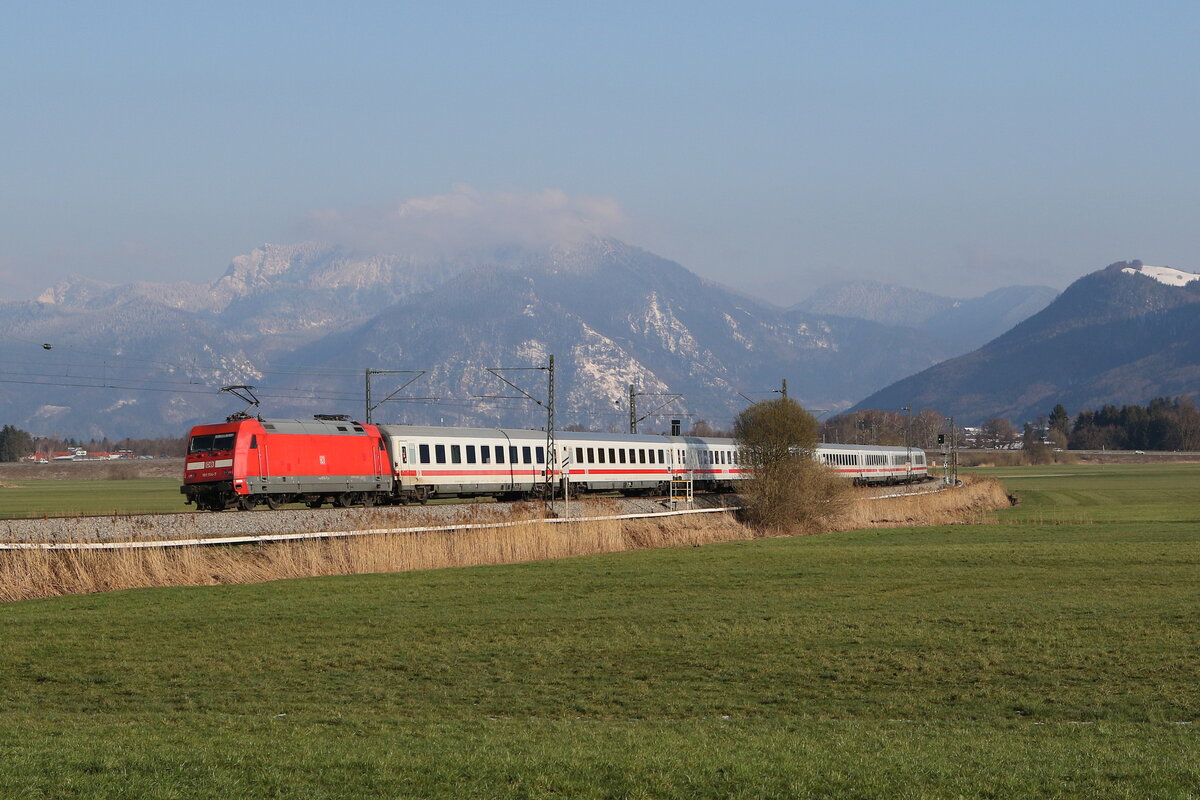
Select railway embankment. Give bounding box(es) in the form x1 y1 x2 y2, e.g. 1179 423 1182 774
0 494 736 545
0 479 1009 601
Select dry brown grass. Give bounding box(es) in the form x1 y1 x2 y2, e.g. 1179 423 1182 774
0 482 1011 602
830 476 1011 531
0 504 756 602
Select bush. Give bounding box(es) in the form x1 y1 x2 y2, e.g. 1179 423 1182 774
734 399 849 532
739 456 850 532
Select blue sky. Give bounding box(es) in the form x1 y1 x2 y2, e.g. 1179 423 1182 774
3 1 1198 303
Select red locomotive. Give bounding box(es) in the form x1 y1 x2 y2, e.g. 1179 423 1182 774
181 415 392 511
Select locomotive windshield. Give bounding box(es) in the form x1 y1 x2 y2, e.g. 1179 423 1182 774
189 432 236 453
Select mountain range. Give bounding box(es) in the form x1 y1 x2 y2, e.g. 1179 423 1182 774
1 239 967 439
793 281 1059 353
8 239 1183 438
854 261 1200 423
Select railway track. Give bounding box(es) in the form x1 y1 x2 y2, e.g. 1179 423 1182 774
0 494 738 546
0 482 951 547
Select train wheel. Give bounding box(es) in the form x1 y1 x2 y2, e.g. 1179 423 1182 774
361 493 375 507
335 493 353 508
237 496 256 511
307 498 324 509
265 495 281 510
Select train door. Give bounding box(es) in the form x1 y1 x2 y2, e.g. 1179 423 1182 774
250 433 267 481
392 440 413 492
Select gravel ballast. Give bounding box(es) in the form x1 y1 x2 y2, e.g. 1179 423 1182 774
0 495 739 545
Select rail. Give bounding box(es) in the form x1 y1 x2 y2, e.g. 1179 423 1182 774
0 505 739 551
0 481 957 552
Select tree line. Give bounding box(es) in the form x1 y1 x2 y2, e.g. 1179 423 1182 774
1064 397 1200 451
0 427 187 462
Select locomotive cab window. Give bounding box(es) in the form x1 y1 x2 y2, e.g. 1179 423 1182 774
189 432 236 453
248 435 257 449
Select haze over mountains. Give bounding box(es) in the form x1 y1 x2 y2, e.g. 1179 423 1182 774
6 233 1191 439
793 281 1059 354
1 238 966 439
855 262 1200 423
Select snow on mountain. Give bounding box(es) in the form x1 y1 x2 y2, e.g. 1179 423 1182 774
1120 264 1200 287
854 260 1200 424
2 236 958 437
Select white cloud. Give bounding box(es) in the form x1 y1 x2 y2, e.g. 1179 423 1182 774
298 185 628 258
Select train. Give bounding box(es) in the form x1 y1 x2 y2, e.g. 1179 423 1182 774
181 415 930 511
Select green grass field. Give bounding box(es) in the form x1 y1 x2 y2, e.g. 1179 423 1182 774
0 464 1197 798
0 478 187 518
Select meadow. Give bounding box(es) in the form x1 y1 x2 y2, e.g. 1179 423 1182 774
0 477 185 518
0 464 1196 798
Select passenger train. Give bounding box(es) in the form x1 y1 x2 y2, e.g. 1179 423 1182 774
181 416 930 511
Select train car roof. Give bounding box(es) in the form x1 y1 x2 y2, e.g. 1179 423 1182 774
375 424 715 444
816 442 923 453
256 418 373 435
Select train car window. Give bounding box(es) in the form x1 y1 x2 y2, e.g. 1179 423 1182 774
638 449 646 464
586 447 594 463
450 445 462 464
575 447 584 464
420 444 430 463
248 435 257 449
659 449 665 463
618 449 626 464
536 447 545 464
466 445 476 464
492 446 501 463
481 446 490 464
435 444 446 464
608 448 616 463
597 448 605 463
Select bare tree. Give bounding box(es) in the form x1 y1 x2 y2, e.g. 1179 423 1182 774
734 399 847 531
